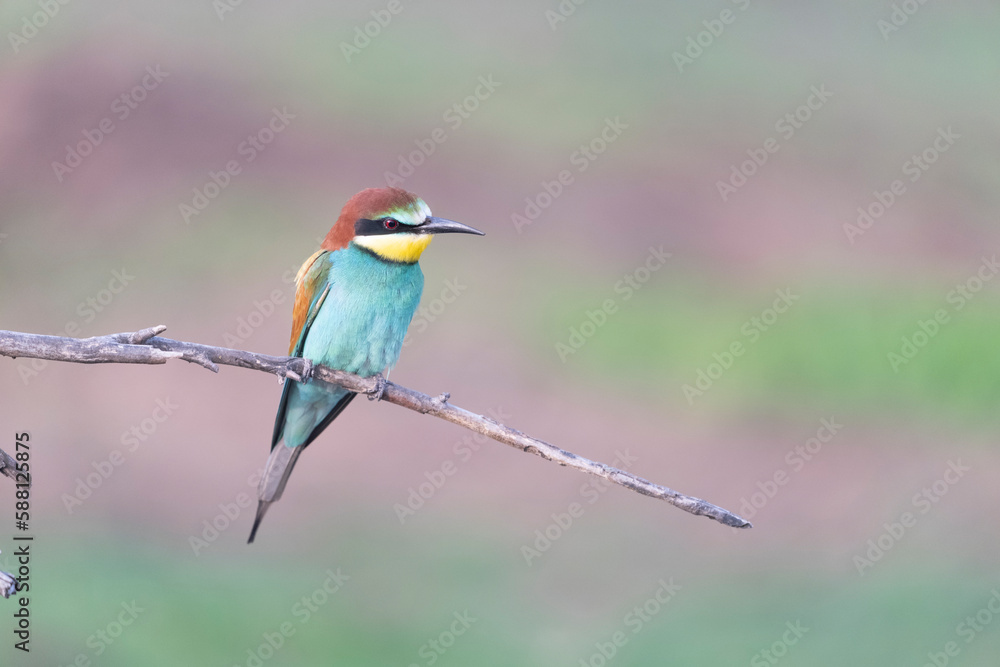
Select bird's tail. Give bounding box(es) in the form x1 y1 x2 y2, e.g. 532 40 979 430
248 444 304 543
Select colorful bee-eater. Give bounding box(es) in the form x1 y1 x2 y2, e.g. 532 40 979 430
248 187 484 542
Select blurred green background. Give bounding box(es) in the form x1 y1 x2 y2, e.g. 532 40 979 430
2 1 1000 665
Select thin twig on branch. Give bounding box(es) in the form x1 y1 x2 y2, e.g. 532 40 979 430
0 327 752 529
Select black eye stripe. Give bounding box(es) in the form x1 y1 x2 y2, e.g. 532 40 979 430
355 217 412 236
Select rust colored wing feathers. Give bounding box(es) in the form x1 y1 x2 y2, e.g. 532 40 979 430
288 250 328 355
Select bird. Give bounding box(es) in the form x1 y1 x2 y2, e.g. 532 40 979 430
248 187 484 542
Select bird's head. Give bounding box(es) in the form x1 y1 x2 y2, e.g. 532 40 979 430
323 187 484 264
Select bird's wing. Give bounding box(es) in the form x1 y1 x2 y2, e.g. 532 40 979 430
253 248 361 543
271 250 332 449
288 249 331 356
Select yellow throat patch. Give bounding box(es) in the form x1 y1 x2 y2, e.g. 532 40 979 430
353 233 433 264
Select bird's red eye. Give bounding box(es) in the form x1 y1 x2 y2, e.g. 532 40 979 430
383 218 399 230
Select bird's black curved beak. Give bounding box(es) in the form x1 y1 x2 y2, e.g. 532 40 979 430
417 217 485 236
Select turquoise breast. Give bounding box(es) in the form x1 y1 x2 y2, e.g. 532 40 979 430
301 244 425 377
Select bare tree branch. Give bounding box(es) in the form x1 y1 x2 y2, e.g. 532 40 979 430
0 327 752 529
0 557 17 599
0 447 18 484
0 452 22 598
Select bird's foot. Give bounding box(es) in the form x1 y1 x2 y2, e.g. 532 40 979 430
367 373 388 401
283 359 313 384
